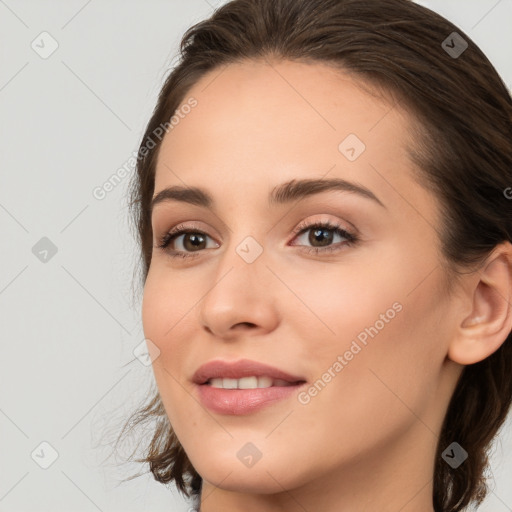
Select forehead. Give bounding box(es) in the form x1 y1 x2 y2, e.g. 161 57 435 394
154 59 432 220
159 59 404 161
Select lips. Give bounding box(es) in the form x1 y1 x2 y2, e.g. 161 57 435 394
192 358 306 385
193 358 308 415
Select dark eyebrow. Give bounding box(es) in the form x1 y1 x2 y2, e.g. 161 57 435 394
269 178 385 208
150 177 386 213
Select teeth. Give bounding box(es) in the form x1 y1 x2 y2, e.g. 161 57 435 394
222 378 238 389
257 376 274 388
209 378 224 388
238 376 259 389
208 375 290 389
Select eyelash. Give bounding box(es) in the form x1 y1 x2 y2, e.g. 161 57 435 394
156 220 359 260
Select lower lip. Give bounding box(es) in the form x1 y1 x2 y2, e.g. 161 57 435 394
196 382 307 415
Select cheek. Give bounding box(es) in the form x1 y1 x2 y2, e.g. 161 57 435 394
291 247 448 414
141 266 197 344
141 265 226 421
141 273 166 346
141 277 189 429
141 269 194 389
282 300 444 478
277 248 406 356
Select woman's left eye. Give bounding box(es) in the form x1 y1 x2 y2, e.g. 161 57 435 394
290 221 359 255
156 221 359 260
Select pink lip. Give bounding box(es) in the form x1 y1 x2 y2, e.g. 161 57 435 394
192 358 307 415
192 358 306 384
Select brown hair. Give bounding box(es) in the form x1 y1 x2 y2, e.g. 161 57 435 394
118 0 512 510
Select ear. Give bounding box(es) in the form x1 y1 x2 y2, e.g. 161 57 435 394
448 242 512 365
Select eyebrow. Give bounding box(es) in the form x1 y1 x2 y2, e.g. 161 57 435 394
150 177 386 213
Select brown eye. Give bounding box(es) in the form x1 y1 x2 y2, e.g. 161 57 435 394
157 225 219 259
292 221 357 253
307 226 335 247
178 232 208 252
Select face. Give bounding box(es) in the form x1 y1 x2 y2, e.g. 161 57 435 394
142 60 461 497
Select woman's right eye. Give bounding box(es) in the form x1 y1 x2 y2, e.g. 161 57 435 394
157 227 219 259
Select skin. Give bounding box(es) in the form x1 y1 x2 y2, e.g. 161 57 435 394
142 59 512 512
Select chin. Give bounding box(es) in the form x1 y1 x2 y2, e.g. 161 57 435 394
201 469 292 495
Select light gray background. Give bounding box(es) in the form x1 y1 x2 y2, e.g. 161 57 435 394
1 1 511 511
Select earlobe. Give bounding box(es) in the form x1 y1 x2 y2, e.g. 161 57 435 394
448 243 512 366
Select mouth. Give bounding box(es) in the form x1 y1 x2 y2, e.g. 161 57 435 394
203 376 306 389
192 358 308 415
192 358 307 386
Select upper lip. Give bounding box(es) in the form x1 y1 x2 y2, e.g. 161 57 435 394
192 358 307 385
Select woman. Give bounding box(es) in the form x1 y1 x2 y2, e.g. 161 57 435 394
118 0 512 510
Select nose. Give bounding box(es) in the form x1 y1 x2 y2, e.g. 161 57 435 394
198 238 280 340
